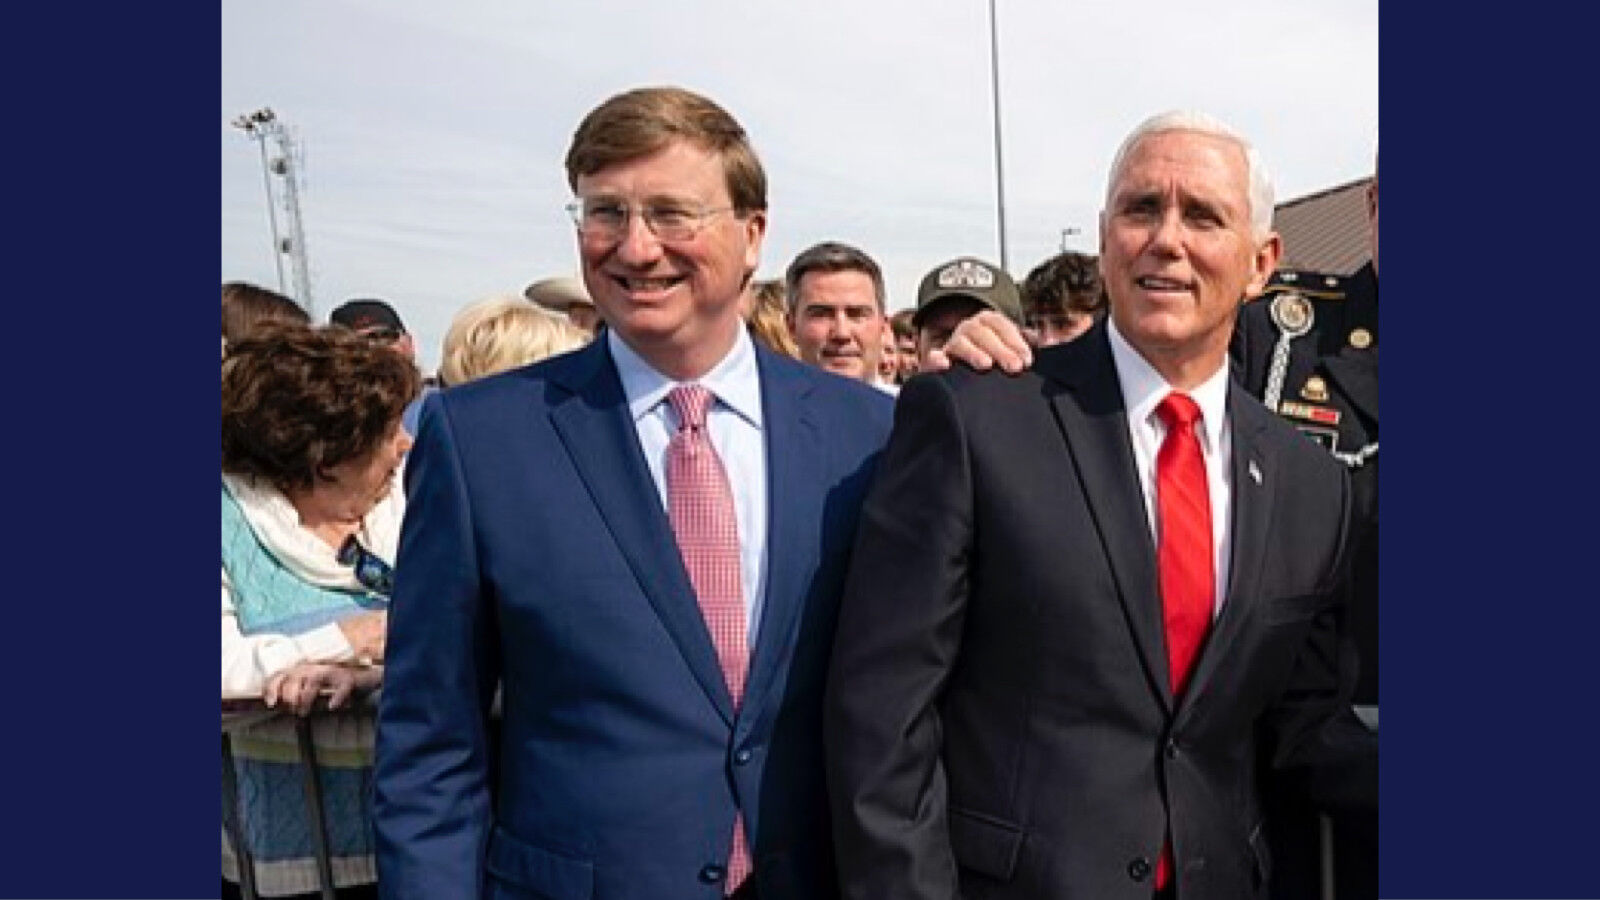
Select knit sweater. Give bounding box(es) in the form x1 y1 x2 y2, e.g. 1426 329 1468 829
220 473 401 895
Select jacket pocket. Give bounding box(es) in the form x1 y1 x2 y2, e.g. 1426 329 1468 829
1256 591 1328 626
485 825 594 899
948 806 1024 881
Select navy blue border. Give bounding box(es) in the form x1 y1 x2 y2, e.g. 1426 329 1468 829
0 5 216 898
24 0 1596 897
1381 3 1596 898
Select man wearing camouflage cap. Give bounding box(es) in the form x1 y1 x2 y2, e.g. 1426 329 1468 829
909 255 1021 372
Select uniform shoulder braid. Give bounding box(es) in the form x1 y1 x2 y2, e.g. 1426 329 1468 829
1249 268 1377 469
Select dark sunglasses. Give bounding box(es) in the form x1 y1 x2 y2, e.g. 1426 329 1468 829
337 535 395 598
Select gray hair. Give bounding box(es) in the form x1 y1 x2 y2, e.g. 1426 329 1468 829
1105 110 1275 241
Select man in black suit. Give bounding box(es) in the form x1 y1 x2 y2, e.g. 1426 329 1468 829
824 111 1376 900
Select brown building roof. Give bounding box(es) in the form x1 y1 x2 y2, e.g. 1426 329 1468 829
1273 177 1374 276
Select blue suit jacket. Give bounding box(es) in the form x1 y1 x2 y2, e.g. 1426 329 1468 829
374 337 893 900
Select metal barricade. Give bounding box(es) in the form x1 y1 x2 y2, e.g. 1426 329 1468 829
222 695 373 900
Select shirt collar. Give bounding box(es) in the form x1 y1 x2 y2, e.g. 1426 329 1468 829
607 326 764 430
1107 317 1229 456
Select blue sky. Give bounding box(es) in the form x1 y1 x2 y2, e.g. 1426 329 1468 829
222 0 1378 372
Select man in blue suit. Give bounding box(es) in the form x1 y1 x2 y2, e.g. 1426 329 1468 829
372 86 893 900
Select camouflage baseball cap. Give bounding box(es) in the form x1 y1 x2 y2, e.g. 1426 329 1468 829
912 256 1021 328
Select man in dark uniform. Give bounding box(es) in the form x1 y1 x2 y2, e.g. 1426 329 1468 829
1232 263 1377 698
1232 169 1377 900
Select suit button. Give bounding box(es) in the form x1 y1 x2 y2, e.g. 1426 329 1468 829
1165 739 1181 759
734 748 753 765
1128 857 1153 882
699 864 726 884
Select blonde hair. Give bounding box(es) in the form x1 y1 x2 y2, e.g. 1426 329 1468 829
437 296 590 386
745 278 799 358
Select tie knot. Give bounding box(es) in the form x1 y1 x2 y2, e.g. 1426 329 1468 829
1156 392 1202 431
668 384 715 432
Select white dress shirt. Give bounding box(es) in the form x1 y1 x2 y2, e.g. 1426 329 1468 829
1107 320 1234 615
608 327 770 645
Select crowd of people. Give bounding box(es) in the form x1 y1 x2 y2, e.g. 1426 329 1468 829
221 84 1377 900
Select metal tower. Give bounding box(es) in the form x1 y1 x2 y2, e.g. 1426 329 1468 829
230 108 315 317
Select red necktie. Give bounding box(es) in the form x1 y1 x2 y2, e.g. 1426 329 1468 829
665 384 752 893
1155 392 1214 696
1153 392 1215 891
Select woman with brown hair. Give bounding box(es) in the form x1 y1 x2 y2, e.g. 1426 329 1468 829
221 281 309 358
221 322 419 899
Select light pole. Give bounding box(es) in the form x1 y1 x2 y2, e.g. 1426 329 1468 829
987 0 1009 273
230 107 315 317
1060 227 1082 252
230 109 287 296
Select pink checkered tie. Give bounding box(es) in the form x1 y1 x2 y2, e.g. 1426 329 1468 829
665 384 752 892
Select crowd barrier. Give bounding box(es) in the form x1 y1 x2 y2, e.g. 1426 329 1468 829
221 691 380 900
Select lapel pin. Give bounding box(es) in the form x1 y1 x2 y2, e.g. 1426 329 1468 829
1248 460 1262 484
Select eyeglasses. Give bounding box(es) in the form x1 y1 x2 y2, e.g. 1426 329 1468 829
337 535 395 598
565 198 736 243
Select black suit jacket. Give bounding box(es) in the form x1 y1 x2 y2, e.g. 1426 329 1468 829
824 325 1376 900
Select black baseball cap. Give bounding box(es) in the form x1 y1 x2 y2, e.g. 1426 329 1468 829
330 299 407 335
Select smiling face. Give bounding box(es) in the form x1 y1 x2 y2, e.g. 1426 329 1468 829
788 268 886 382
575 140 766 378
1100 129 1280 388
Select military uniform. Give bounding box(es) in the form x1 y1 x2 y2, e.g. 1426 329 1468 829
1233 263 1377 700
1231 263 1378 900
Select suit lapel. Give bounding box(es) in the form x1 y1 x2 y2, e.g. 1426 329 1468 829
739 350 820 728
547 340 736 725
1178 385 1275 717
1041 329 1174 712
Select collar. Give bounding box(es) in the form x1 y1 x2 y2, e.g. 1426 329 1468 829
221 471 405 590
607 326 764 430
1107 318 1229 456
